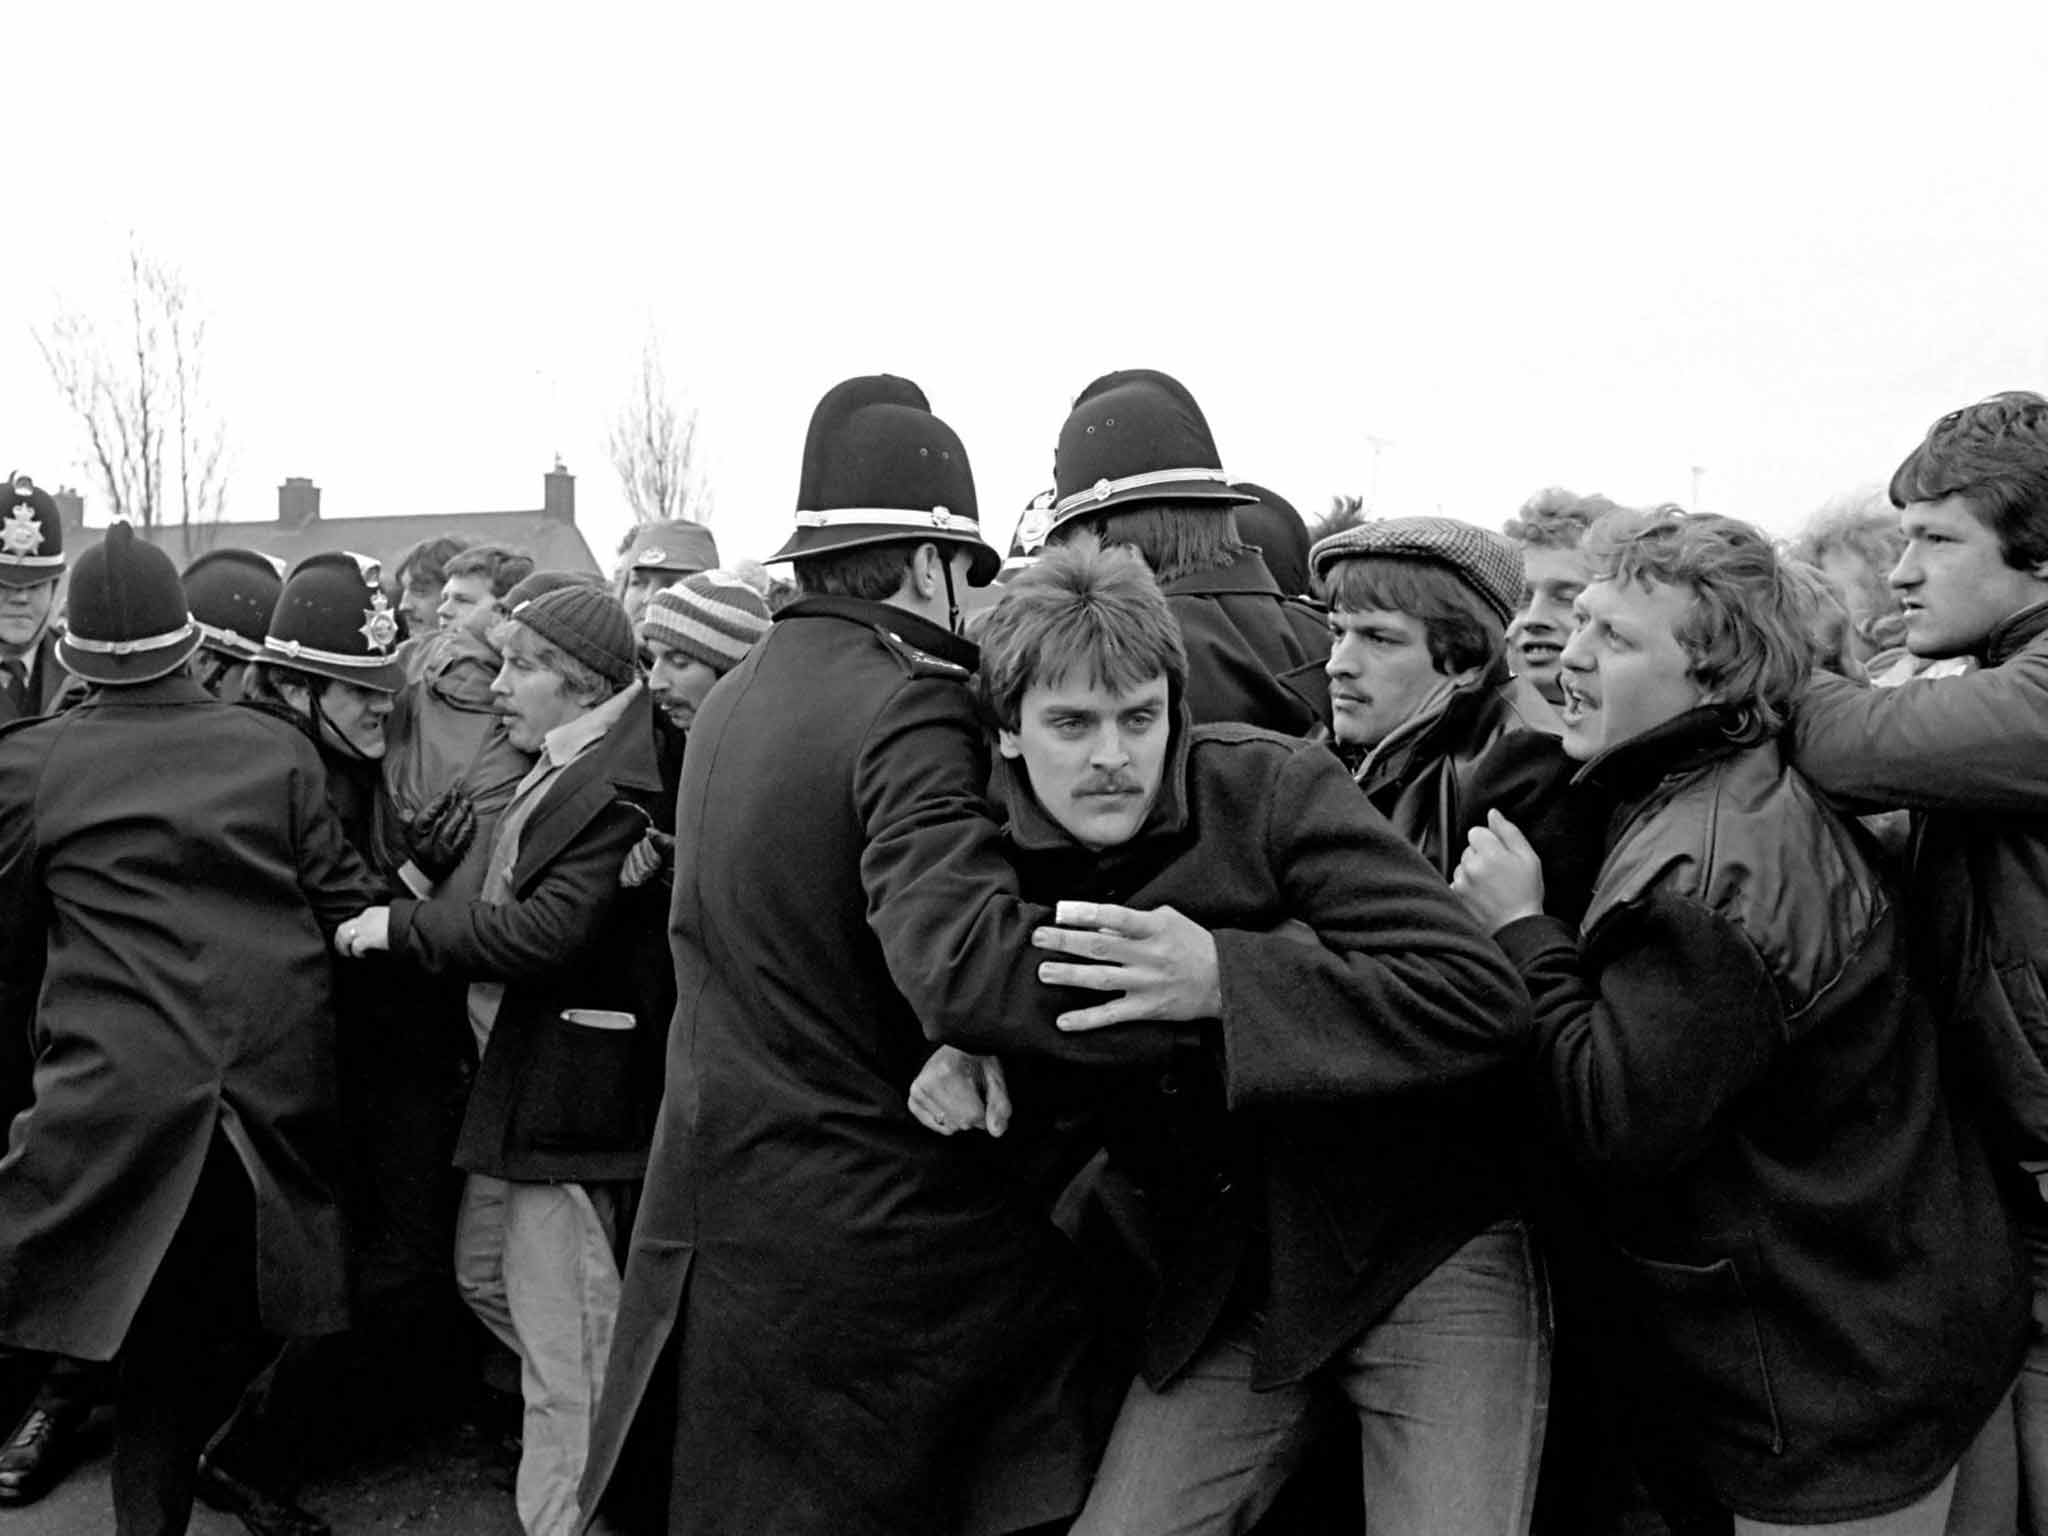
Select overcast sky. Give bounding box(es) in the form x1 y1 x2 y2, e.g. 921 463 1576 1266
8 2 2048 571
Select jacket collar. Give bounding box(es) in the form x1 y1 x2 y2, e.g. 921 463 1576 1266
775 594 979 671
992 695 1195 857
1353 654 1541 791
509 683 664 886
1987 598 2048 667
1161 548 1284 599
1568 702 1754 801
87 673 214 708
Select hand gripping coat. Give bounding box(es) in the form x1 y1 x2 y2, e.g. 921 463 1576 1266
580 597 1192 1536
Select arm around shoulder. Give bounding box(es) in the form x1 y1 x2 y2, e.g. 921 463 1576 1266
1793 656 2048 815
1217 742 1531 1108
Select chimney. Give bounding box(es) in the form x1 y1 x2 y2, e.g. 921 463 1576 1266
52 486 85 533
278 476 321 528
543 459 575 523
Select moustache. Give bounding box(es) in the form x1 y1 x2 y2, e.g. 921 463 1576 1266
1075 778 1141 798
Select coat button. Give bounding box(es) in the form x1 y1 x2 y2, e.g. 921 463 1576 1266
1157 1071 1180 1097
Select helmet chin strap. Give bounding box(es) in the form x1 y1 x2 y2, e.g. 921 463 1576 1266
941 556 963 637
4 586 58 658
309 686 376 765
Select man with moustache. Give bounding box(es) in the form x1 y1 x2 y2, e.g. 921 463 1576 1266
917 537 1535 1536
1791 390 2048 1525
1455 507 2025 1533
583 376 1134 1536
621 571 771 891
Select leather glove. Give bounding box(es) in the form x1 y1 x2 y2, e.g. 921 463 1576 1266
403 787 478 883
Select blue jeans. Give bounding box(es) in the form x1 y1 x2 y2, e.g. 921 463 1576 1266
1072 1219 1551 1536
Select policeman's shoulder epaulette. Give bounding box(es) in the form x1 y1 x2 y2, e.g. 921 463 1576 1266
871 624 971 683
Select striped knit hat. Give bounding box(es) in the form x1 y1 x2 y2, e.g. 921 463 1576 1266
640 571 772 676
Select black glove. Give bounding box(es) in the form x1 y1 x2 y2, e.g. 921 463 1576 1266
402 787 478 884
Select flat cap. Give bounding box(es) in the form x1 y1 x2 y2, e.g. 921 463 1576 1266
1309 515 1524 628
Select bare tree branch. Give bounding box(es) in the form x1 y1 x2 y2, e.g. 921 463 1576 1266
33 239 229 533
609 335 711 526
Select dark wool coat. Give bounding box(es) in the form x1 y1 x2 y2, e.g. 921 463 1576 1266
991 722 1531 1389
1793 600 2048 1170
1163 551 1330 734
583 597 1169 1536
1354 659 1601 921
0 676 381 1359
0 630 70 728
1500 708 2027 1524
388 685 671 1185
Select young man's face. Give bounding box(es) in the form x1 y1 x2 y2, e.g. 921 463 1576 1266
397 566 443 637
998 671 1171 850
623 568 682 624
1555 577 1708 762
0 578 58 652
492 627 596 752
437 573 499 637
1507 543 1593 704
1325 606 1447 749
1890 494 2048 659
643 636 719 731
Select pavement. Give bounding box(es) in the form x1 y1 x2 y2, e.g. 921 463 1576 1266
0 1407 524 1535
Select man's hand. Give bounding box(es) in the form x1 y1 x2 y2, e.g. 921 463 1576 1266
908 1046 1011 1137
402 787 477 884
1034 901 1222 1032
334 906 392 959
1451 810 1546 934
620 830 675 889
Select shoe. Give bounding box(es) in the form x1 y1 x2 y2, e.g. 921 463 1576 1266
194 1455 333 1536
0 1403 83 1505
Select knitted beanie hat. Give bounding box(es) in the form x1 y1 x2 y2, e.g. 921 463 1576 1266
511 584 637 687
641 571 772 676
502 568 603 611
1308 515 1525 628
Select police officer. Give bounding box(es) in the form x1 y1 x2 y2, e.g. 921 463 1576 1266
0 474 71 725
0 524 379 1535
183 548 286 702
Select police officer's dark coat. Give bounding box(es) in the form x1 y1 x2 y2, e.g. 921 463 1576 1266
0 630 72 727
582 597 1178 1536
1164 550 1331 734
0 676 380 1359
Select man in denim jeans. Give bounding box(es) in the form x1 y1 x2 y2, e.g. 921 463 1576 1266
918 536 1540 1534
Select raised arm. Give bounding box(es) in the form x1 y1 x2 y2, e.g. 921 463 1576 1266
1793 653 2048 815
1212 743 1532 1108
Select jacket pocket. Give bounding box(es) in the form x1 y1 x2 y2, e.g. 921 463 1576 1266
524 1009 640 1152
1618 1245 1784 1455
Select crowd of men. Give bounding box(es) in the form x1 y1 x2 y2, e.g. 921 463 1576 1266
0 374 2045 1536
